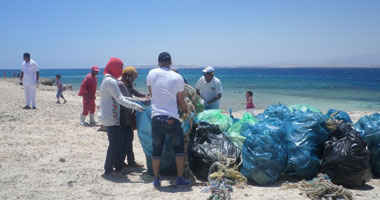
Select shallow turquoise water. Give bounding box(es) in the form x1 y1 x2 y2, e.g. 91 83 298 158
2 67 380 112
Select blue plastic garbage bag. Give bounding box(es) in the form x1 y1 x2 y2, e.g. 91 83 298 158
325 109 352 123
354 113 380 176
226 112 258 149
240 117 287 185
136 105 176 175
257 104 291 122
289 104 322 113
284 111 329 179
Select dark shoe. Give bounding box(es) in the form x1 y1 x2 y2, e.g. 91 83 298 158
23 106 31 109
32 106 37 109
153 176 161 188
175 177 190 186
56 101 60 104
129 162 144 168
102 171 123 178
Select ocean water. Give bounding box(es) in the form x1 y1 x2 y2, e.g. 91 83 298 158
2 67 380 112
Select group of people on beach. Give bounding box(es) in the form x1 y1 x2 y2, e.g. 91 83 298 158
19 52 256 188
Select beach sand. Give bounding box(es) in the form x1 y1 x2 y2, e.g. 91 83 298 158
0 78 379 200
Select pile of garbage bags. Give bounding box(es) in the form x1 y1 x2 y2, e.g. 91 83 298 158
320 123 372 188
355 113 380 176
136 102 378 188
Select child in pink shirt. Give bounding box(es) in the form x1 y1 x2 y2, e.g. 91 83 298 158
242 90 255 116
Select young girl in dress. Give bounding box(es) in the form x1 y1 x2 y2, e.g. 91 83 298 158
242 90 255 116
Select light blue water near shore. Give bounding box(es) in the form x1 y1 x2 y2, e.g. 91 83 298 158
2 67 380 112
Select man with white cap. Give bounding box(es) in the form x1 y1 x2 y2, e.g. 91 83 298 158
196 66 222 110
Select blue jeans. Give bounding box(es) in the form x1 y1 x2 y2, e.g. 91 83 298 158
120 125 135 165
152 115 185 159
104 126 123 173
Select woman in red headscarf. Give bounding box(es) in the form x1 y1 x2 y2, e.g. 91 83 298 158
98 57 144 176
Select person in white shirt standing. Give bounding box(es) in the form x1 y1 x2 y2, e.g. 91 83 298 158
146 52 190 187
20 53 39 109
195 66 222 110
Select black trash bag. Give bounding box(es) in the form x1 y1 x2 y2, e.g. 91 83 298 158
320 123 372 188
189 122 241 179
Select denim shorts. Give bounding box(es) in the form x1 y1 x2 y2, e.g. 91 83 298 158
56 88 63 98
151 115 184 159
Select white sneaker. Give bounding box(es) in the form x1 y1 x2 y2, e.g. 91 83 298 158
80 115 88 126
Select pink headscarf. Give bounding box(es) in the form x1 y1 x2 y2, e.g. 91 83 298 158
103 57 124 79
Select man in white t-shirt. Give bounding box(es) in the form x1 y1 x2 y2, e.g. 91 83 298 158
20 53 39 109
196 66 222 110
146 52 190 188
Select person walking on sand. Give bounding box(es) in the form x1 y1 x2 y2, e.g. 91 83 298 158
118 66 148 168
55 74 67 104
78 66 99 125
147 52 190 187
20 53 39 109
242 90 255 116
99 57 144 177
196 66 222 110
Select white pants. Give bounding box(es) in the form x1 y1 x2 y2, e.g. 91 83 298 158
24 84 37 107
246 108 255 116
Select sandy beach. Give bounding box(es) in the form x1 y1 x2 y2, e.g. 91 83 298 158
1 78 379 200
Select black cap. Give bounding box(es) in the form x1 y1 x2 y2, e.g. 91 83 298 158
158 52 171 62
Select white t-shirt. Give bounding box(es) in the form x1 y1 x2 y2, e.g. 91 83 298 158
146 67 185 119
196 76 222 103
22 59 39 86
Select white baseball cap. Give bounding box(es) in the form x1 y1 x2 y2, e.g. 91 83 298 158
202 66 215 73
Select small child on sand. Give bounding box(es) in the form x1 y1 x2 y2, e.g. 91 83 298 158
56 74 67 104
242 90 255 116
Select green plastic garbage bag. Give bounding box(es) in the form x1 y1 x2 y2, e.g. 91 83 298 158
227 112 258 149
289 104 322 113
196 109 233 132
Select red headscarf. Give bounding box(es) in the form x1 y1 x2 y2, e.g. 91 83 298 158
103 57 124 79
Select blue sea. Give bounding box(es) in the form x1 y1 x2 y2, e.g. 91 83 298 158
2 67 380 112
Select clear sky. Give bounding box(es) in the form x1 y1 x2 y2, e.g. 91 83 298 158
1 0 380 69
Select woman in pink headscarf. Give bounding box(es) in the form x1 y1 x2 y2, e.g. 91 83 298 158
98 57 144 176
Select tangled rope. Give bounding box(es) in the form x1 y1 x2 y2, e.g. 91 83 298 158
181 84 199 184
325 111 353 131
201 180 233 200
207 154 247 186
297 173 353 200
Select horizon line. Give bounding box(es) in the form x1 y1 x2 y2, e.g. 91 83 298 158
1 64 380 70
